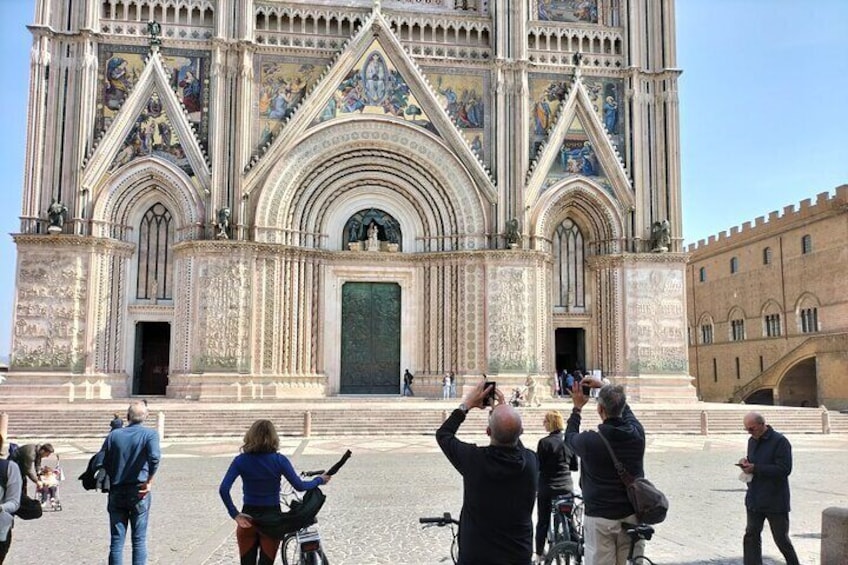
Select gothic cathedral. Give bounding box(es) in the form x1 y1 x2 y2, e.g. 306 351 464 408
6 0 695 402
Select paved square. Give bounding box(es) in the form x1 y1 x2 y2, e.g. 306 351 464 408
7 431 846 564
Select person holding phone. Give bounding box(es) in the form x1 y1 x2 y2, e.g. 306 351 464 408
436 378 538 565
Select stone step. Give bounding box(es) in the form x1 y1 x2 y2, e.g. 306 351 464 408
3 404 846 440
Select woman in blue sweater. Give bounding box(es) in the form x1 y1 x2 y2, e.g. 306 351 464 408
219 419 331 565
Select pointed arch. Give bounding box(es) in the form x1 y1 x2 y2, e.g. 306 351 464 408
91 158 206 242
530 177 625 255
726 305 747 323
252 119 490 252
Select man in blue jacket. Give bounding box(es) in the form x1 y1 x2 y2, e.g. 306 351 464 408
101 401 161 565
739 412 800 565
437 379 538 565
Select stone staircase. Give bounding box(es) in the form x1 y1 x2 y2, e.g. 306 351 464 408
2 400 847 440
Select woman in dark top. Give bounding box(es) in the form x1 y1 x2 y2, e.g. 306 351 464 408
535 410 578 562
219 419 331 565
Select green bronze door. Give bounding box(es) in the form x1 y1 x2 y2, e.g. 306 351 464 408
340 282 402 394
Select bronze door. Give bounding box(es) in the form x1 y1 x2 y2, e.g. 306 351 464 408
340 282 402 394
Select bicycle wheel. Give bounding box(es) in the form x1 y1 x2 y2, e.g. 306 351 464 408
629 556 655 565
450 534 459 564
281 534 299 565
544 541 581 565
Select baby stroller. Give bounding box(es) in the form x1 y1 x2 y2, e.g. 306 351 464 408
509 387 528 407
37 455 63 512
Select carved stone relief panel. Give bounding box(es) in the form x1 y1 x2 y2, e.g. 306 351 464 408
623 266 688 374
462 263 484 371
195 257 252 372
487 266 534 372
12 254 88 370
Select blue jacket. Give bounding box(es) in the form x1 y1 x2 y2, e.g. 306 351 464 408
102 422 161 488
745 425 792 513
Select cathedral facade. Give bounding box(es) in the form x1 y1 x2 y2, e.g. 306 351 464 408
5 0 695 402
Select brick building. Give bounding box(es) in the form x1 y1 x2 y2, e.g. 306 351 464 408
686 186 848 409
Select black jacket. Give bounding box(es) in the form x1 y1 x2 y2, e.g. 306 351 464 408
437 409 538 565
536 431 577 493
745 425 792 513
565 405 645 519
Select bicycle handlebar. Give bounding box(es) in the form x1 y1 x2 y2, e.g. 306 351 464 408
326 449 352 476
419 512 459 526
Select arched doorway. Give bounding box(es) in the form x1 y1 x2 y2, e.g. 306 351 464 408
744 389 774 405
777 358 817 407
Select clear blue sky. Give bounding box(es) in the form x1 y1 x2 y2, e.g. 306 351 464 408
1 1 846 357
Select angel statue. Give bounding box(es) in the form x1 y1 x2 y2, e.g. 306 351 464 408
46 199 68 233
650 219 671 252
505 217 521 248
216 207 231 240
147 20 162 47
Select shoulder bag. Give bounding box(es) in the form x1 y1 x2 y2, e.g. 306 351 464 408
596 431 668 525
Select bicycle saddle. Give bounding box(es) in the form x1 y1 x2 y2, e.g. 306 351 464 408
622 523 654 541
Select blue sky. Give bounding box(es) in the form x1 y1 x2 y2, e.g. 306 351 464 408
1 1 846 357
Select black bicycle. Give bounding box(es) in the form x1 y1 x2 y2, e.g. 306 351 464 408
624 523 656 565
419 512 460 564
544 493 584 565
280 450 352 565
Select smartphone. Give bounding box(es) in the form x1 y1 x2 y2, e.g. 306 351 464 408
581 384 591 396
483 381 497 406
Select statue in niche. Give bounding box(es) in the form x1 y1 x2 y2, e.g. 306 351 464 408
573 51 583 67
347 220 361 243
46 199 67 234
366 221 380 251
651 219 671 252
216 207 231 240
505 218 521 248
147 20 162 47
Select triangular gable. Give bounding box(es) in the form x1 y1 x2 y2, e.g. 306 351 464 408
82 48 211 195
525 77 633 209
244 6 495 202
310 42 437 135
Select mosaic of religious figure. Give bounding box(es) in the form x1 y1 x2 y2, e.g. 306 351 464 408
254 57 326 150
582 77 625 154
537 0 598 23
543 116 612 192
97 45 210 150
311 45 435 134
110 90 194 177
427 70 488 162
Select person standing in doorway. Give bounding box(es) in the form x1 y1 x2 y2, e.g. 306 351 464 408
443 373 452 400
402 369 415 397
739 412 800 565
101 401 161 565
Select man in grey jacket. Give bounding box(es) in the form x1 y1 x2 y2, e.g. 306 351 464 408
0 435 22 564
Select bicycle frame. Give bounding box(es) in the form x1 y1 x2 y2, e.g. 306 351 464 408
419 512 460 565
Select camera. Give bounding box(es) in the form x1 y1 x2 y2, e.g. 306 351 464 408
483 381 497 406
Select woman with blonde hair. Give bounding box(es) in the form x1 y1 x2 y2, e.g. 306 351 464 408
535 410 578 563
219 419 331 565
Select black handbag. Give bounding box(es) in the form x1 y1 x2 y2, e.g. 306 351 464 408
16 492 43 520
597 431 668 525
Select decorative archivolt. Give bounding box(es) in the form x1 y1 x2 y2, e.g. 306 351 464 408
697 312 714 328
91 158 205 242
793 292 821 312
726 305 747 322
252 120 489 251
530 178 624 254
760 299 783 317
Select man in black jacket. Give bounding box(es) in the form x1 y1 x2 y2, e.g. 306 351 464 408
437 379 538 565
739 412 800 565
565 378 645 565
9 443 54 496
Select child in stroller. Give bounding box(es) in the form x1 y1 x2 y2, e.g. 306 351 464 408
37 460 63 511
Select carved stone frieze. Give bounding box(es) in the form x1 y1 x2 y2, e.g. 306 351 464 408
623 266 688 374
12 253 88 371
487 266 534 372
194 258 252 372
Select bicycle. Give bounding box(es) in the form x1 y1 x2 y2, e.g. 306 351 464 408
419 512 460 564
544 493 584 565
623 523 655 565
280 450 352 565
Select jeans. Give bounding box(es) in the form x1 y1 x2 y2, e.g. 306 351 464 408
108 487 151 565
743 510 800 565
0 528 11 564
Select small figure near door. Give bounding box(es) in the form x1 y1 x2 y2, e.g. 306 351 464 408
402 369 415 397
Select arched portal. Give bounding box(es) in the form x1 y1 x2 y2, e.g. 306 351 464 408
777 357 817 407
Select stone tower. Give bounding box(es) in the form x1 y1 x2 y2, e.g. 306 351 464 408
5 0 694 402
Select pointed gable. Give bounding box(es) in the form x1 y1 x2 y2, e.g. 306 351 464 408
244 5 494 201
526 77 633 210
83 48 211 194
